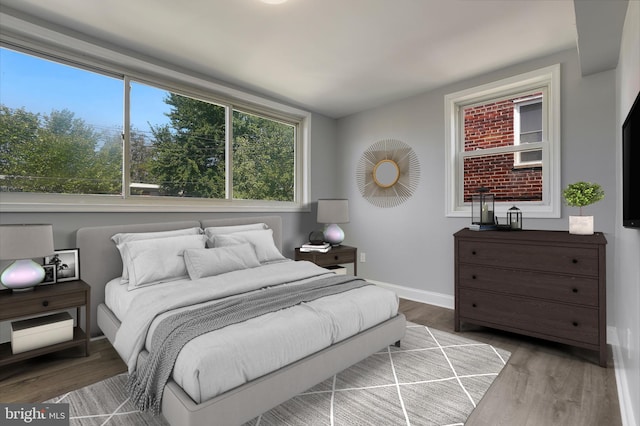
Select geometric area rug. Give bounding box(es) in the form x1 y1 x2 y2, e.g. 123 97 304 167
46 323 510 425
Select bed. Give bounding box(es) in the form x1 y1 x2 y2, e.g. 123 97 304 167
76 216 406 426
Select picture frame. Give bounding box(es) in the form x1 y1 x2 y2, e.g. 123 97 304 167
41 264 57 285
44 248 80 282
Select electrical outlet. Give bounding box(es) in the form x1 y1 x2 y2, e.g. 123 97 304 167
360 252 366 263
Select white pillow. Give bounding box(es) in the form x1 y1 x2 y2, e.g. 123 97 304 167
214 229 285 263
203 223 267 248
111 227 202 282
183 243 260 280
123 234 207 290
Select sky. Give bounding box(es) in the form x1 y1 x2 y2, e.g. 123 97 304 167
0 47 171 134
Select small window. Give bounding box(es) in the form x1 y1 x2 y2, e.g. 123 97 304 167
513 96 542 167
445 65 561 218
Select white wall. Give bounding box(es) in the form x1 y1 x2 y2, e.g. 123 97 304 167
337 48 617 308
614 2 640 425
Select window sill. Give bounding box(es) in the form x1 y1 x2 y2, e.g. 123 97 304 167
0 193 310 213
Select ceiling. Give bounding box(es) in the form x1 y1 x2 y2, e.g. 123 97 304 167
0 0 628 118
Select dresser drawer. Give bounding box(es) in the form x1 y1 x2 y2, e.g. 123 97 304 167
458 288 599 345
312 250 356 266
458 264 599 306
457 240 599 276
0 291 86 319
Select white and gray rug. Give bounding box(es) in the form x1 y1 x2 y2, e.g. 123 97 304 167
46 323 510 425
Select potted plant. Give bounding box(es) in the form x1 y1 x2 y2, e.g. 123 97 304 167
562 181 605 235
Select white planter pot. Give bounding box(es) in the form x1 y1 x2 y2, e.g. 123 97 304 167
569 215 594 235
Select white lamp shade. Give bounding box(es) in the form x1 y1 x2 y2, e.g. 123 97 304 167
317 199 349 224
0 224 54 291
0 224 55 260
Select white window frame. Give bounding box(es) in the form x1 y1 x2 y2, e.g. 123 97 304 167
513 95 543 167
444 64 561 218
0 12 310 213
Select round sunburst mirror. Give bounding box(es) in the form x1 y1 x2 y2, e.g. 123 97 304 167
356 139 420 208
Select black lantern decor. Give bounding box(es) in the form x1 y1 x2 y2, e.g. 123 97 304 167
472 187 495 225
507 205 523 230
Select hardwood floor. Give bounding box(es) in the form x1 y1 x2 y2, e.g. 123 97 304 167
400 299 622 426
0 299 622 426
0 338 126 404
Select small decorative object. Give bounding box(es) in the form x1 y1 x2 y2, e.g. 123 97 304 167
308 230 325 245
44 248 80 282
317 199 349 246
356 139 420 208
0 224 55 292
471 187 495 225
41 264 57 285
562 182 605 235
507 205 523 230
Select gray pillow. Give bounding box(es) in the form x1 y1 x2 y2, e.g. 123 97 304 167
122 234 207 290
214 229 285 263
183 243 260 280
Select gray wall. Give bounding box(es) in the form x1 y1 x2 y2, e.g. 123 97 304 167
336 48 617 307
614 2 640 425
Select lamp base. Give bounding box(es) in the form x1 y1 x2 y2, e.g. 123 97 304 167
323 223 345 246
1 259 45 291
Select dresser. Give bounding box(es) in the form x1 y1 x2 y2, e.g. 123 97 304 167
454 228 607 366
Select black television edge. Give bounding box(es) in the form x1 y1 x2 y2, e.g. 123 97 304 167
623 90 640 228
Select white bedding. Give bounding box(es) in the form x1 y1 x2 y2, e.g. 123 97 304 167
107 260 399 404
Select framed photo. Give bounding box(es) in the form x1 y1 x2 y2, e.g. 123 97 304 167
41 264 57 285
44 248 80 282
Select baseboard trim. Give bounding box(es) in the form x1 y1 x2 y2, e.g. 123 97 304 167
368 279 454 310
610 328 638 426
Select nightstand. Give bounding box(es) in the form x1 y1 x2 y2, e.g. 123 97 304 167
0 280 91 367
294 245 358 276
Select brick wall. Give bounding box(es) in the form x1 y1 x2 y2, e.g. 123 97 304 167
463 97 542 202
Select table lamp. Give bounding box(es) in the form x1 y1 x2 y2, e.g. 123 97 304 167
317 199 349 246
0 224 55 292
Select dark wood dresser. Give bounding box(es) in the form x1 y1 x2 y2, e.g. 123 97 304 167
454 228 607 366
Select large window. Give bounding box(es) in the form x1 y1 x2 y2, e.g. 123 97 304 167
445 65 561 218
0 46 308 211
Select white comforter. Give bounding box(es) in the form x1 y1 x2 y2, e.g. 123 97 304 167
111 260 399 403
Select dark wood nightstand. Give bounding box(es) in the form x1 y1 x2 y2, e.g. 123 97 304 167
294 245 358 276
0 280 91 367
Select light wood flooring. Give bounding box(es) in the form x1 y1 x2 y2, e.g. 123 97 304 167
0 299 622 425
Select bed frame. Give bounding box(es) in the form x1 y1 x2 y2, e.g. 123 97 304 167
76 216 406 426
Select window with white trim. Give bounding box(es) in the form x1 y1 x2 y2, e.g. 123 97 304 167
445 65 561 218
0 46 308 211
513 95 543 167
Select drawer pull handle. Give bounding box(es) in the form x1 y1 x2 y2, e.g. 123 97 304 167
471 250 477 255
572 288 578 293
42 300 49 307
572 321 578 327
472 275 477 280
334 255 339 260
472 303 477 308
572 259 578 264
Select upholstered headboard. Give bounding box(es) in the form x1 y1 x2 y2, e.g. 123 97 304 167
76 216 283 337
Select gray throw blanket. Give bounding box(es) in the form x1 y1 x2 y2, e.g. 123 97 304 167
127 274 370 413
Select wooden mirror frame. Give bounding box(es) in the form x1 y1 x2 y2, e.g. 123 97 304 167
372 159 400 188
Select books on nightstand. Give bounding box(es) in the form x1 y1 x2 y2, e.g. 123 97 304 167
300 242 331 253
469 224 497 231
